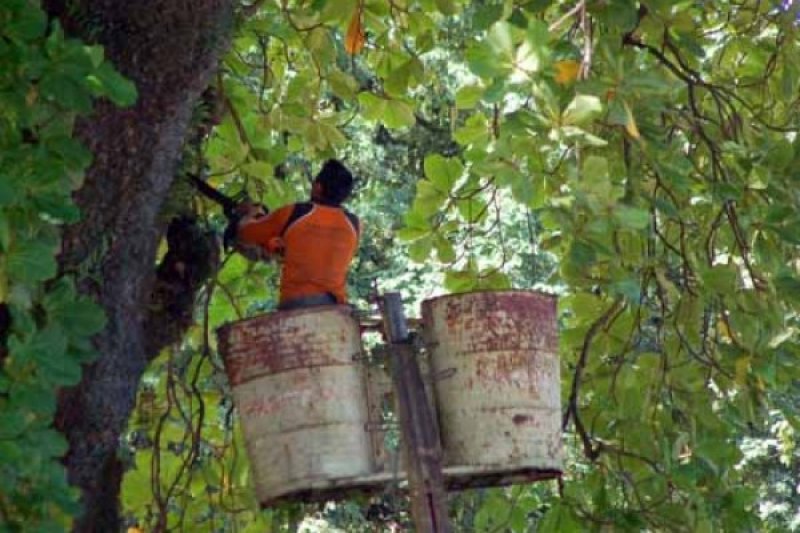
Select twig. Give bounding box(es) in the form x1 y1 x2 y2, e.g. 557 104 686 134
548 0 585 33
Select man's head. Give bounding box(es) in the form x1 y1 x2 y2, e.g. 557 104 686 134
311 159 354 206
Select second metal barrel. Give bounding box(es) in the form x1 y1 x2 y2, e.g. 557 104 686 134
421 290 563 489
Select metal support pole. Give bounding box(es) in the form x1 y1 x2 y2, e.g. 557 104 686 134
380 292 451 533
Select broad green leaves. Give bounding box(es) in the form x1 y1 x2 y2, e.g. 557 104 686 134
107 0 800 530
561 94 603 126
424 154 463 192
359 93 416 129
0 3 133 528
466 20 550 82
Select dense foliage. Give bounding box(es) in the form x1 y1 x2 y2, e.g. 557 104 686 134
0 1 136 529
2 0 799 530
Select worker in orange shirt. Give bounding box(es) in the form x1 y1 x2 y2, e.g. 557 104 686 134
236 160 360 310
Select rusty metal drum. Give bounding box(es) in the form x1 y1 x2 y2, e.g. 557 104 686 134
421 290 562 489
217 306 374 505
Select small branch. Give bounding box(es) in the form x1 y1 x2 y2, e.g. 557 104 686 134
579 2 592 79
548 0 585 33
724 201 765 290
562 297 626 460
704 204 726 266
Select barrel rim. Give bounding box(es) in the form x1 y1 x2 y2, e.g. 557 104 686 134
216 304 354 337
421 289 558 310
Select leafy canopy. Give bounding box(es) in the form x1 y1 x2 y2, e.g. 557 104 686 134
3 0 800 530
123 0 800 530
0 0 136 529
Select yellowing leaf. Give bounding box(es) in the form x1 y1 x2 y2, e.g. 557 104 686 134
623 100 641 140
735 356 751 385
718 318 733 343
554 59 580 85
344 10 365 55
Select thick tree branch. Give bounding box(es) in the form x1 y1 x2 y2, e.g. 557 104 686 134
563 297 626 461
144 216 220 357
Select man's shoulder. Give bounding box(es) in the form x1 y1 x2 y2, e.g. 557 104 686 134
280 202 315 236
342 209 360 235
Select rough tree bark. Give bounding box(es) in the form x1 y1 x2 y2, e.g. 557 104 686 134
41 1 235 530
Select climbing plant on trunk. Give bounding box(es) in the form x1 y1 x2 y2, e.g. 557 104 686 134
2 0 799 531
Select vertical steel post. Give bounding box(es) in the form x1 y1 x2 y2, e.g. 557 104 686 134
380 292 451 533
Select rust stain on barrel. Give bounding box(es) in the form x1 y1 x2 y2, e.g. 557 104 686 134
216 306 375 505
219 307 355 386
422 290 563 487
512 414 532 425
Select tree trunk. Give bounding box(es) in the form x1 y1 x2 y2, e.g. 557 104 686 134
43 1 234 530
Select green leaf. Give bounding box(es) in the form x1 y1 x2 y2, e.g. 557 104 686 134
701 265 739 293
466 24 514 79
412 180 446 217
434 0 457 15
408 235 433 262
424 154 462 193
84 45 105 68
29 429 69 458
557 125 608 146
538 502 582 533
6 239 58 284
444 270 477 293
0 409 27 439
58 297 106 337
0 174 24 207
40 72 93 113
383 99 416 129
614 206 651 229
46 285 107 338
611 277 641 301
0 214 9 252
37 349 83 386
582 155 608 182
434 234 456 263
93 62 138 107
242 160 274 178
33 193 82 223
766 139 794 170
359 93 415 129
482 21 511 54
455 85 484 109
395 226 429 241
11 325 68 381
454 113 489 146
477 270 511 289
473 4 504 31
562 94 603 126
457 196 488 222
45 135 93 172
328 70 358 100
591 0 639 32
774 273 800 306
568 239 596 267
8 6 47 41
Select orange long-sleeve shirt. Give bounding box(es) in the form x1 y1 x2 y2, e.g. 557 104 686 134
237 202 360 305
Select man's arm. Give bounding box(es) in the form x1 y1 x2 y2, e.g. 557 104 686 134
238 204 293 253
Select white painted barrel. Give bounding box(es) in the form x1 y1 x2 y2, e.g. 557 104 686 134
217 306 375 505
421 291 562 489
